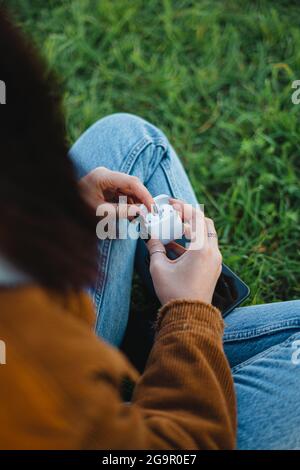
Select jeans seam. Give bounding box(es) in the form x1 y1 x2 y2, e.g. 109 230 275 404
119 136 168 175
231 332 300 374
223 318 300 342
160 154 182 198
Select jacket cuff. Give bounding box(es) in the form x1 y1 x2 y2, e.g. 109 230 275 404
156 299 224 338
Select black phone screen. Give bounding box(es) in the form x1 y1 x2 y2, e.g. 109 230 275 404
212 264 250 317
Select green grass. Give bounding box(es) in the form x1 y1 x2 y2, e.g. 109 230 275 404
6 0 300 305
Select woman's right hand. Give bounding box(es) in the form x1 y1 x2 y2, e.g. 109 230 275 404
147 200 222 306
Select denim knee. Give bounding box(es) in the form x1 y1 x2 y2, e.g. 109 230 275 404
96 113 167 145
69 113 170 179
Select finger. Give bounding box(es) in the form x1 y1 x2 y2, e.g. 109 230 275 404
107 171 155 212
169 199 206 250
170 198 207 250
116 203 141 220
97 202 141 221
127 178 154 213
169 198 195 222
146 238 167 262
183 222 192 239
183 221 204 243
184 207 206 250
126 195 135 205
205 217 219 248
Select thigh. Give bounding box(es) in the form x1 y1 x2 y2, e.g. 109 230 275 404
223 300 300 449
233 331 300 449
223 300 300 368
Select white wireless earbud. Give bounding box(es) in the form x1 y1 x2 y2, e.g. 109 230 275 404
140 194 183 244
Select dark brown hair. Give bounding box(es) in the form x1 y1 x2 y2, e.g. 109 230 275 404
0 9 97 291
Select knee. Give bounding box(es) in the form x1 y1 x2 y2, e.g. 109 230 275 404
94 113 167 147
98 112 144 129
291 300 300 312
69 112 169 178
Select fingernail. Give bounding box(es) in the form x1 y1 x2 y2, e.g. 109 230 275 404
172 203 181 211
152 202 159 214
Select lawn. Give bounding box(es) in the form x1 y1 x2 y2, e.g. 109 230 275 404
6 0 300 305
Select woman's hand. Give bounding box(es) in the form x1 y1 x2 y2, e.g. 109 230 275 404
79 166 154 218
147 200 222 306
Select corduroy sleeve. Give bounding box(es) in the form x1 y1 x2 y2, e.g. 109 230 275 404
132 300 236 449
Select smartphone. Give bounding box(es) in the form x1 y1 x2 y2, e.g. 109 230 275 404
211 263 250 316
136 239 250 317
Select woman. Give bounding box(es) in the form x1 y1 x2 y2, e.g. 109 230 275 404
0 10 299 450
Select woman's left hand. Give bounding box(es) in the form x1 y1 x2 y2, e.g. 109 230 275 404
79 166 154 218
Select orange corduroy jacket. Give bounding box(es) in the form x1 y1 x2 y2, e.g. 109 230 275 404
0 286 236 449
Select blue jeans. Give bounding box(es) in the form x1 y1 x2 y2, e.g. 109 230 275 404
69 113 300 450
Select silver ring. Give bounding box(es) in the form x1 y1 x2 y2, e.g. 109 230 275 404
150 249 166 256
208 232 218 238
